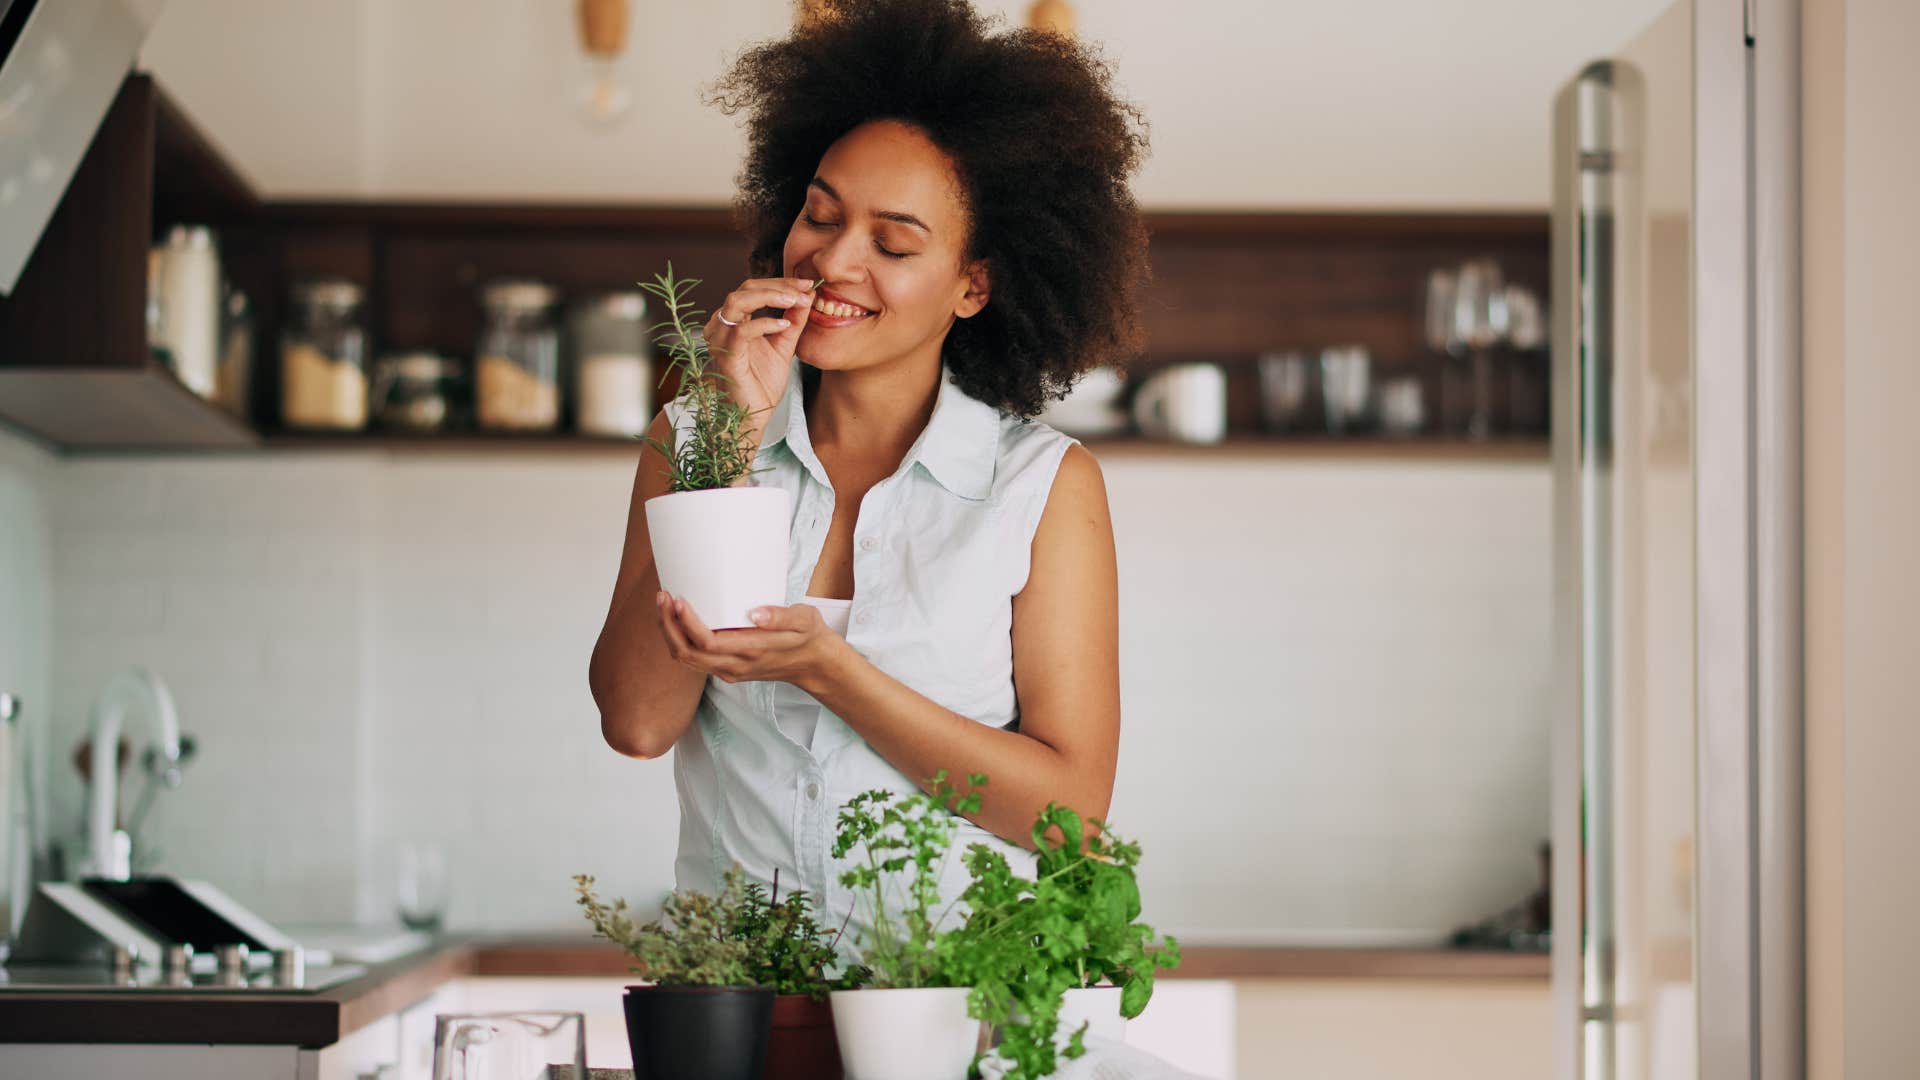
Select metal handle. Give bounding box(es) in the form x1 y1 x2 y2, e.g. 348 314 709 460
1551 61 1618 1080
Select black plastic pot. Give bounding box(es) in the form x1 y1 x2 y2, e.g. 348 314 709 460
623 984 775 1080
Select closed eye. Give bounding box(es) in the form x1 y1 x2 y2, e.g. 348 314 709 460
801 213 913 259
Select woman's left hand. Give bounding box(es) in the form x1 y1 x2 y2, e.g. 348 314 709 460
656 592 848 694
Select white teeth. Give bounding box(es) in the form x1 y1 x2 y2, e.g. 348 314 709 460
811 296 871 317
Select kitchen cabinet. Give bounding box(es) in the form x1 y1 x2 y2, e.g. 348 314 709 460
0 73 260 451
0 78 1550 456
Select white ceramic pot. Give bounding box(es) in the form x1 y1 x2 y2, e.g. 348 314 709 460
644 486 790 630
1056 985 1127 1048
830 987 980 1080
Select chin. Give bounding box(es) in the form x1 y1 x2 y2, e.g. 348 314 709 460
793 333 865 372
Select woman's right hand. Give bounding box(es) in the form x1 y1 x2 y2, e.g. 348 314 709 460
702 276 818 435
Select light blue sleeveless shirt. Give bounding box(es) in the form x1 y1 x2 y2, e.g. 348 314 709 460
668 356 1076 953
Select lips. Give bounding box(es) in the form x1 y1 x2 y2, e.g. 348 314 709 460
806 285 875 328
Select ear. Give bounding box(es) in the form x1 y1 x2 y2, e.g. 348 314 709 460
954 258 991 319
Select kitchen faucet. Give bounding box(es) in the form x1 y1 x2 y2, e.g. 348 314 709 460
84 668 184 881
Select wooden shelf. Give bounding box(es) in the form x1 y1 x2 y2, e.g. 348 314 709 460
0 73 1550 455
1082 435 1549 462
223 430 1549 462
258 429 647 454
466 937 1551 982
0 73 263 451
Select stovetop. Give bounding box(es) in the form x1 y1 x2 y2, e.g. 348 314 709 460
0 961 367 994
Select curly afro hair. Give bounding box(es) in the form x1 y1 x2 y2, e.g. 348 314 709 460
706 0 1151 418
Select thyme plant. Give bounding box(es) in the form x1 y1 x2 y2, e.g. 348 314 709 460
573 866 866 996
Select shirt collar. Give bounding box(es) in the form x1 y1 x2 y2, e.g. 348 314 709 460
758 358 1001 501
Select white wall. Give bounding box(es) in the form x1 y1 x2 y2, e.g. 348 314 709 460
1801 0 1844 1073
41 453 669 928
139 0 1669 209
1804 0 1920 1075
0 427 53 932
36 452 1550 940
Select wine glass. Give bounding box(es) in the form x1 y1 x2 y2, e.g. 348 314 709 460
1452 258 1509 439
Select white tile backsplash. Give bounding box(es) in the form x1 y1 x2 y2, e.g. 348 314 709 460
20 446 1550 942
0 428 55 934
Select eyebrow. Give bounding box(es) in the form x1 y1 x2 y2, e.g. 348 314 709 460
809 177 932 235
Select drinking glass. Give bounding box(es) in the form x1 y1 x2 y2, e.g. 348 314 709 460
1256 350 1312 433
1378 376 1427 437
1318 346 1372 435
1452 258 1509 439
432 1012 587 1080
396 841 449 934
1422 269 1459 354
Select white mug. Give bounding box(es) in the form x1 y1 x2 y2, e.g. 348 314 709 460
1131 363 1227 443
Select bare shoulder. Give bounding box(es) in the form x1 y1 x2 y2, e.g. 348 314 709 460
1040 442 1111 525
1029 441 1114 565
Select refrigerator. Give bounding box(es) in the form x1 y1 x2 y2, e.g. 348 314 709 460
1549 1 1801 1079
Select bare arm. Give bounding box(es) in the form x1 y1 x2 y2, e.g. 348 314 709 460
805 443 1122 843
589 410 709 758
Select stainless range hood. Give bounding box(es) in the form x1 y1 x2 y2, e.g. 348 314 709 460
0 0 167 294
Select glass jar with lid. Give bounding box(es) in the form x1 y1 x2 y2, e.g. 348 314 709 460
476 280 562 431
570 291 651 437
281 279 369 430
372 352 465 432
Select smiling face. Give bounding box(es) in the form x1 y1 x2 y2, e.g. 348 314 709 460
782 119 991 373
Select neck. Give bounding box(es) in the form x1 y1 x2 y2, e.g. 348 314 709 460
806 353 943 466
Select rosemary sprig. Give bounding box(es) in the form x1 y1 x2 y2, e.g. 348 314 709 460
637 263 768 492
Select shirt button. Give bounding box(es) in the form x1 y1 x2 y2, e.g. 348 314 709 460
859 536 878 552
856 611 872 626
806 783 821 801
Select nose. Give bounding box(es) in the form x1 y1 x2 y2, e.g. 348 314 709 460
808 226 866 286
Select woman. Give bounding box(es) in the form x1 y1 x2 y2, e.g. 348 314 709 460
588 0 1149 942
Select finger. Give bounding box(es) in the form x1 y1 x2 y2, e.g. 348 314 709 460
700 630 800 657
713 315 794 344
675 596 724 652
768 293 813 356
658 593 704 665
717 284 810 324
745 604 820 632
746 276 823 295
660 597 745 675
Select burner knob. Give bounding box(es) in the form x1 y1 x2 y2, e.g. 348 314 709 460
109 943 137 984
271 945 306 987
216 943 250 986
161 943 195 987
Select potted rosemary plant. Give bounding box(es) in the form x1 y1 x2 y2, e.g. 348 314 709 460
638 264 788 629
828 772 993 1080
575 867 867 1080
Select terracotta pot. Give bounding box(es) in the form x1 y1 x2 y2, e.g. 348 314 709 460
762 993 843 1080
